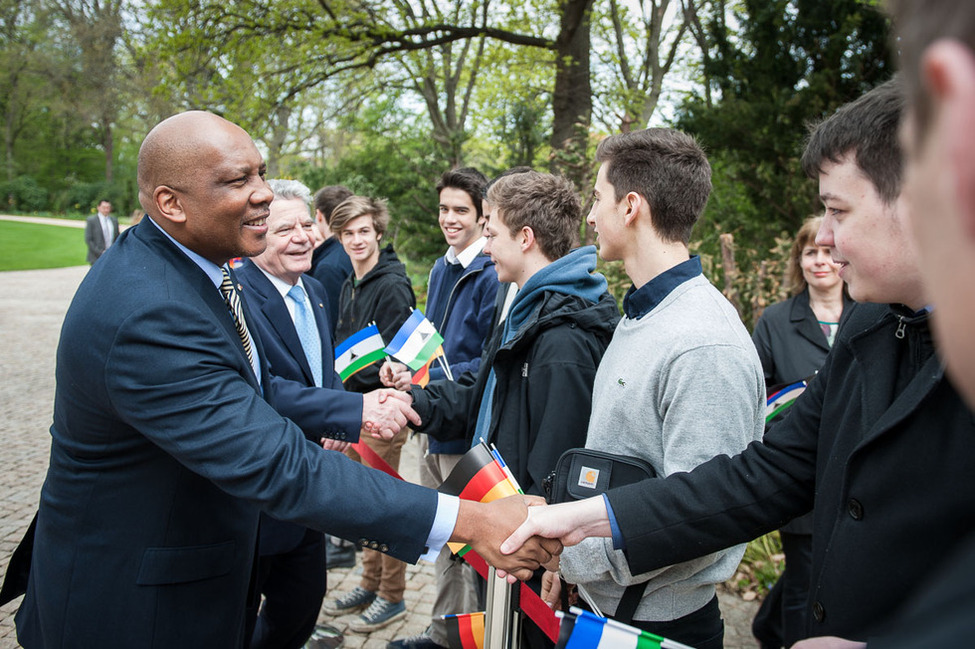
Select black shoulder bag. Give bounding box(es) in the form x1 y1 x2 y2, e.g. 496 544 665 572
543 448 657 625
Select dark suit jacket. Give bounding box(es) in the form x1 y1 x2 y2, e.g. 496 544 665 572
751 289 855 534
752 289 855 389
84 214 119 264
235 260 360 555
310 238 352 336
14 217 438 648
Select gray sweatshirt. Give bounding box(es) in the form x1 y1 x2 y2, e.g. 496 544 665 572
559 273 765 622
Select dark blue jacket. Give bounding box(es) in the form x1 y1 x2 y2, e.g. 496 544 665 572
13 218 438 648
425 251 499 453
236 261 362 555
310 237 352 336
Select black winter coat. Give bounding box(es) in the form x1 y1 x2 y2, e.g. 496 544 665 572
606 303 975 641
411 290 620 496
751 288 855 535
752 288 855 389
334 244 416 393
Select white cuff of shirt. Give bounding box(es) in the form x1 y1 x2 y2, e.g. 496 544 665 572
420 493 460 562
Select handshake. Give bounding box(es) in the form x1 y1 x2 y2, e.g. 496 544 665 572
449 494 612 583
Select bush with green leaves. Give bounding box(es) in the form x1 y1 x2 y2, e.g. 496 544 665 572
0 176 49 212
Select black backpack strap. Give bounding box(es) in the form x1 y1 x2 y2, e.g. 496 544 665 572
614 581 649 625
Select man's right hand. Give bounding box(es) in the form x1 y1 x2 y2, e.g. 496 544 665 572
361 388 420 440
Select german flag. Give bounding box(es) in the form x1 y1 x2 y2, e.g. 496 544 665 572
440 443 521 555
444 612 485 649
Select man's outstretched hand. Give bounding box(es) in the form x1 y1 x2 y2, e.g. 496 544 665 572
451 495 562 583
493 496 613 580
361 388 420 439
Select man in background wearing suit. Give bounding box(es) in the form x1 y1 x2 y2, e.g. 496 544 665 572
84 198 119 263
7 110 556 649
236 178 355 649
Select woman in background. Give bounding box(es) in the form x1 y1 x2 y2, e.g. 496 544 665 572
751 215 854 648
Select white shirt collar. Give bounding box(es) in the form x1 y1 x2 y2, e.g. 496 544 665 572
256 263 305 301
445 237 486 268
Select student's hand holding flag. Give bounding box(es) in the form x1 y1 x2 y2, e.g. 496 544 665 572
360 388 420 440
451 494 563 583
540 570 562 610
379 360 413 391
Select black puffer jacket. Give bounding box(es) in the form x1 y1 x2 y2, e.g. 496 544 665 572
334 244 416 393
412 290 620 495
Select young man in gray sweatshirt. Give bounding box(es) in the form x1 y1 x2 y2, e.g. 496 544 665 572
549 128 765 649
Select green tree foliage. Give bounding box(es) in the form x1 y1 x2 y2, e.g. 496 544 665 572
677 0 892 326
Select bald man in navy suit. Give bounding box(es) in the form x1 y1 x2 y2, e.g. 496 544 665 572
5 111 557 649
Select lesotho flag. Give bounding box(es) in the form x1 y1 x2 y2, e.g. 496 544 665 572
334 323 385 382
384 309 444 371
766 379 808 423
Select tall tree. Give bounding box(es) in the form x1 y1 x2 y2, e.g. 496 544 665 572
145 0 595 187
677 0 892 232
49 0 125 183
0 0 49 181
594 0 689 132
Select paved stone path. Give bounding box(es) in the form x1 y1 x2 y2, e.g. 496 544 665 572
0 262 759 648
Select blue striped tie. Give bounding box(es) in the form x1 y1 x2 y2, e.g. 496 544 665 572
288 284 323 387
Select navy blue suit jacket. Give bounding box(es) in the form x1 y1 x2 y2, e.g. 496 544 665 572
236 260 361 555
15 218 438 648
310 238 352 336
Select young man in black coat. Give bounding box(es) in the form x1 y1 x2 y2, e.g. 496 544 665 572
501 82 975 645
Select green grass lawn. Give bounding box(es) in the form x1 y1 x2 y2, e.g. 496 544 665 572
0 220 88 271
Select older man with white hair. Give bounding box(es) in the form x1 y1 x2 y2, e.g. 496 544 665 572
236 178 387 649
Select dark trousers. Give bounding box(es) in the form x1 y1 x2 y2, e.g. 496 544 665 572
250 528 328 649
752 531 813 648
627 595 723 649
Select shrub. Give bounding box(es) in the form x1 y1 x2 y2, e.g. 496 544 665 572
0 176 49 212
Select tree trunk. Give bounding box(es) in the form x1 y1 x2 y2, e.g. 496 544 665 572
549 0 594 191
266 104 292 178
103 117 114 183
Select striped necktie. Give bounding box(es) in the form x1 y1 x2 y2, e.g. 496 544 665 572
220 267 254 366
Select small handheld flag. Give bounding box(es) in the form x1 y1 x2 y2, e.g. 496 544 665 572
766 379 808 423
440 442 522 556
412 345 445 388
555 607 694 649
384 309 445 371
444 612 485 649
334 324 386 381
